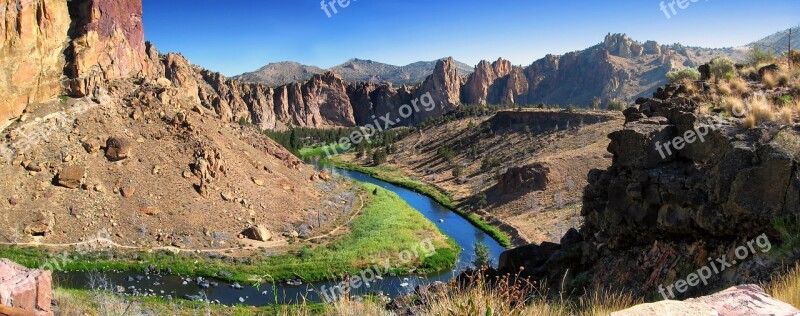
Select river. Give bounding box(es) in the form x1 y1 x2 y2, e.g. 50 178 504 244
56 165 506 306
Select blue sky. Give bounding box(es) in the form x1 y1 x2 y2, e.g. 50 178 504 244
142 0 799 76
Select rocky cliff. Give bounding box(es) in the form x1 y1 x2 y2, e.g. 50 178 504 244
498 79 800 299
1 0 70 130
0 0 158 130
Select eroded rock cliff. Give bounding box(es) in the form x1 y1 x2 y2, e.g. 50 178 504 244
1 0 70 130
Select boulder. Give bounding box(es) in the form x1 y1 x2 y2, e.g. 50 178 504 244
121 185 136 198
56 166 85 189
687 284 800 316
0 259 53 316
23 212 54 237
613 285 799 316
242 225 272 242
140 207 160 216
105 137 132 161
611 301 718 316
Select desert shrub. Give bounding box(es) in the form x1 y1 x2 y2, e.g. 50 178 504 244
717 81 733 96
747 45 775 66
666 68 701 83
779 94 795 106
452 166 463 178
591 98 601 110
721 96 746 116
606 100 626 111
743 96 775 127
566 104 579 112
709 56 737 81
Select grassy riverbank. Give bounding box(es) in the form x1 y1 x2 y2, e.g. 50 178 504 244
299 143 350 160
0 182 458 285
324 157 512 248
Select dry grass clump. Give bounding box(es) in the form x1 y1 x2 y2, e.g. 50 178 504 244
764 72 778 89
766 263 800 309
721 96 746 116
779 106 795 125
750 96 776 121
728 77 750 95
716 81 733 96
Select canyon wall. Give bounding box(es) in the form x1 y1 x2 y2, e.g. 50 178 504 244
0 0 157 130
0 0 70 130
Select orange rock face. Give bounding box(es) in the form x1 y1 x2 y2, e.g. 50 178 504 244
0 0 71 130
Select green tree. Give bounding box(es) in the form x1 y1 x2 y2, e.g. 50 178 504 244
452 166 464 178
473 242 490 268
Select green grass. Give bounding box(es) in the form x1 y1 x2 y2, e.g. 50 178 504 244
299 143 350 160
325 158 512 248
0 183 457 285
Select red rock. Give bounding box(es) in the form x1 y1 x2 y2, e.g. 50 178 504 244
0 259 53 316
56 166 85 189
140 207 160 216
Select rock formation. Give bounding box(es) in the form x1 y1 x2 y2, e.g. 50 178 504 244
613 285 800 316
63 0 159 96
498 79 800 299
0 0 70 130
0 0 158 130
0 259 53 316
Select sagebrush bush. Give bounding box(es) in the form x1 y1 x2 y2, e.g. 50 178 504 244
747 45 775 66
710 56 737 81
666 68 701 83
606 100 626 111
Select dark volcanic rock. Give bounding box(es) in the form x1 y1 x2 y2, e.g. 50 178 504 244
498 79 800 299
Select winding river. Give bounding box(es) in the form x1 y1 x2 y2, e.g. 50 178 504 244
56 165 506 306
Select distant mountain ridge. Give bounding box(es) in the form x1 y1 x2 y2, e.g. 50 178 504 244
233 58 474 86
749 26 800 52
156 27 794 132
